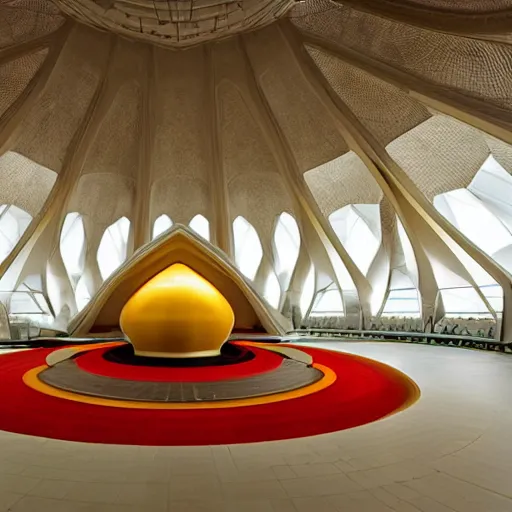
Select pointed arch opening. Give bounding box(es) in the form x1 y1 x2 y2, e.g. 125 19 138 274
97 217 131 281
329 204 381 276
381 217 421 318
152 214 173 240
189 214 210 241
233 216 263 280
273 212 300 286
60 212 85 287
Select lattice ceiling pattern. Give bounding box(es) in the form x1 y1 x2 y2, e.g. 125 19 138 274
53 0 295 47
1 0 512 341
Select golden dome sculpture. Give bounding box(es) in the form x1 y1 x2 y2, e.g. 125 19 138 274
120 263 235 358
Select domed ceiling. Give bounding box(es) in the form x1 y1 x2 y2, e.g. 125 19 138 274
53 0 295 47
1 0 512 340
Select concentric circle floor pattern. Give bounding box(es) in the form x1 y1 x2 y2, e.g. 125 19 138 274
0 341 511 511
0 343 415 444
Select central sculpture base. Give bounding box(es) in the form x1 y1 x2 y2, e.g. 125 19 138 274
134 349 223 359
119 263 235 358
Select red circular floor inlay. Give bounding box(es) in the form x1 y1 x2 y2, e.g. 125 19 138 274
74 344 284 382
0 345 419 446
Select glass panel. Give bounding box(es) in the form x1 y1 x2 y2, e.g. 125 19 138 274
34 293 51 315
434 188 512 257
10 291 43 314
300 265 315 316
263 271 281 309
60 212 85 285
97 217 131 281
4 290 54 330
152 214 173 239
382 288 421 317
0 204 32 265
189 214 210 241
329 204 381 275
75 277 91 312
468 155 512 233
480 284 503 313
274 212 300 283
233 216 263 280
311 285 344 316
440 286 492 318
396 217 419 279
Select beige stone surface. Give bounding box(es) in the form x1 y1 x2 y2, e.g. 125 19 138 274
0 342 512 510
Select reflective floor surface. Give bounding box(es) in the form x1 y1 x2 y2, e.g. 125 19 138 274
0 341 511 512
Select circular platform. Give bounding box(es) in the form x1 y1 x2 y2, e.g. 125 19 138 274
37 357 324 402
75 343 284 381
0 342 419 445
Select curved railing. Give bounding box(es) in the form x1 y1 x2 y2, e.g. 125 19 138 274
1 330 510 353
285 328 511 353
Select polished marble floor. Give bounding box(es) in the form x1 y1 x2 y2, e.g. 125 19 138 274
0 341 511 512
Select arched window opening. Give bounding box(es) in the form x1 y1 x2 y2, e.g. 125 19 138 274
310 283 344 317
75 277 91 313
97 217 131 281
153 213 173 240
152 214 173 240
0 204 32 265
233 216 263 280
60 212 85 286
189 214 210 241
273 212 300 284
300 265 315 316
263 271 281 309
329 204 381 276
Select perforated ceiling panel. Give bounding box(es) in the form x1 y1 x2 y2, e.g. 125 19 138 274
0 0 64 48
0 50 47 117
291 1 512 110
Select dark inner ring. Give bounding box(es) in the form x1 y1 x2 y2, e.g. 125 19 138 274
103 342 254 367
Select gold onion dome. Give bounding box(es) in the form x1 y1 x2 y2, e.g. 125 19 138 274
120 264 235 358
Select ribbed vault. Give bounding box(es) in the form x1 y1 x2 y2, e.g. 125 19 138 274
1 0 512 341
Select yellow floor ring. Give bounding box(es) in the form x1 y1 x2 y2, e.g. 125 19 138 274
23 363 336 410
